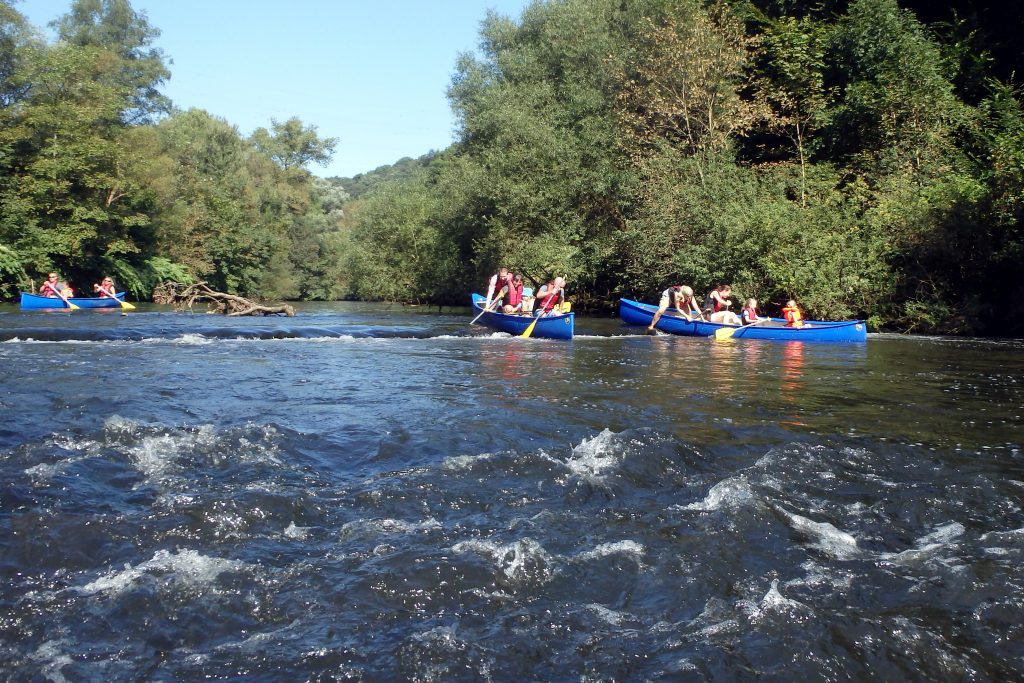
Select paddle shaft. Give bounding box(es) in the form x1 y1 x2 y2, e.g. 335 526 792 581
470 288 507 325
98 285 135 310
715 316 768 340
520 314 540 338
43 282 78 310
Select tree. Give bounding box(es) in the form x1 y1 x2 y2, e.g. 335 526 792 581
753 15 828 206
51 0 170 123
251 117 337 171
614 1 762 185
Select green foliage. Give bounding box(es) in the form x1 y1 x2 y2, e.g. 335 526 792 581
51 0 171 123
0 244 27 298
251 117 337 171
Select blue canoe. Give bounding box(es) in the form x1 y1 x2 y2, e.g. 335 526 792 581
20 292 126 310
471 293 574 340
619 298 867 343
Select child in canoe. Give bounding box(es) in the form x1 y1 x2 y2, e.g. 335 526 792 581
741 298 768 325
781 299 805 328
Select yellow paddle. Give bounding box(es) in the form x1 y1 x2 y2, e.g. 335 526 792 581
520 314 540 338
97 283 135 310
715 317 767 340
45 283 79 310
522 300 570 337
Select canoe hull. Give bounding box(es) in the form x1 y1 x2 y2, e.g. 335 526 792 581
20 292 126 310
471 294 574 340
619 298 867 343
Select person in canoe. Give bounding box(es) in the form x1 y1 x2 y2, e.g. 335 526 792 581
648 284 704 331
534 276 566 316
782 299 805 327
93 276 117 298
39 272 74 298
502 274 526 314
741 298 768 325
521 284 535 315
704 285 742 325
485 267 514 311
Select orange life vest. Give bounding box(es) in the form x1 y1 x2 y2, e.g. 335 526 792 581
782 305 803 328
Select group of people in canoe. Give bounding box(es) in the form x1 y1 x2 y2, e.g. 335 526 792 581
481 267 806 330
38 272 119 300
483 267 569 317
648 283 805 331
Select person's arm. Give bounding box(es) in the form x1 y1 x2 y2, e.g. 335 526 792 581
485 274 498 303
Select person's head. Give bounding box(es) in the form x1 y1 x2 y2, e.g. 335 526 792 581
499 267 509 277
746 298 757 308
102 277 113 286
553 276 565 289
679 285 694 298
721 285 732 295
786 299 797 308
47 272 58 281
513 274 522 285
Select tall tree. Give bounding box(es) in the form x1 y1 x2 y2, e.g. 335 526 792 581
251 117 337 172
51 0 170 123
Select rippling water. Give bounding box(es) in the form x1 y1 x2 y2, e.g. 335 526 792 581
1 302 1022 681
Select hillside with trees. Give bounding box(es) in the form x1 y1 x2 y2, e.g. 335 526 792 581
2 0 1023 335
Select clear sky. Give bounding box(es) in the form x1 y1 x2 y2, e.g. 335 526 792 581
18 0 532 178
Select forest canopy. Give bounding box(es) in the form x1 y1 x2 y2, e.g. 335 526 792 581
2 0 1023 335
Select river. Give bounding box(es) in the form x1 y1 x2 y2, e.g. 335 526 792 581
1 302 1022 681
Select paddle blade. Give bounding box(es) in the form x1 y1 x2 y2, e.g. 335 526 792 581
67 301 80 310
521 316 540 338
118 299 136 310
714 326 736 341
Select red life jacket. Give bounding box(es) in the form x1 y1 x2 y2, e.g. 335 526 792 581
506 282 523 307
537 283 562 313
741 306 758 324
709 290 729 312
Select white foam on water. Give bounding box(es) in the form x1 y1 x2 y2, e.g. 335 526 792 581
103 414 142 434
751 579 810 622
125 431 194 480
283 521 310 540
574 540 645 564
341 517 442 537
883 522 966 564
442 452 494 471
24 454 89 482
452 537 555 584
788 560 856 593
79 548 248 596
585 603 629 625
176 333 213 345
682 475 755 511
563 429 622 481
780 509 860 559
30 640 73 683
22 433 101 482
980 526 1024 543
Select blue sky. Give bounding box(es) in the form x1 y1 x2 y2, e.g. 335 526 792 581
18 0 532 178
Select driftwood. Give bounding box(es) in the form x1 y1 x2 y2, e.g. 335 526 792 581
153 281 295 317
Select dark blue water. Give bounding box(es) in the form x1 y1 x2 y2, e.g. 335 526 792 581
1 302 1022 681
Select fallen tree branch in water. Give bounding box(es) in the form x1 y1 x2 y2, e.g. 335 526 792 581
153 281 295 316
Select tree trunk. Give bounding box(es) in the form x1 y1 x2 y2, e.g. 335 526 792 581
152 281 295 316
